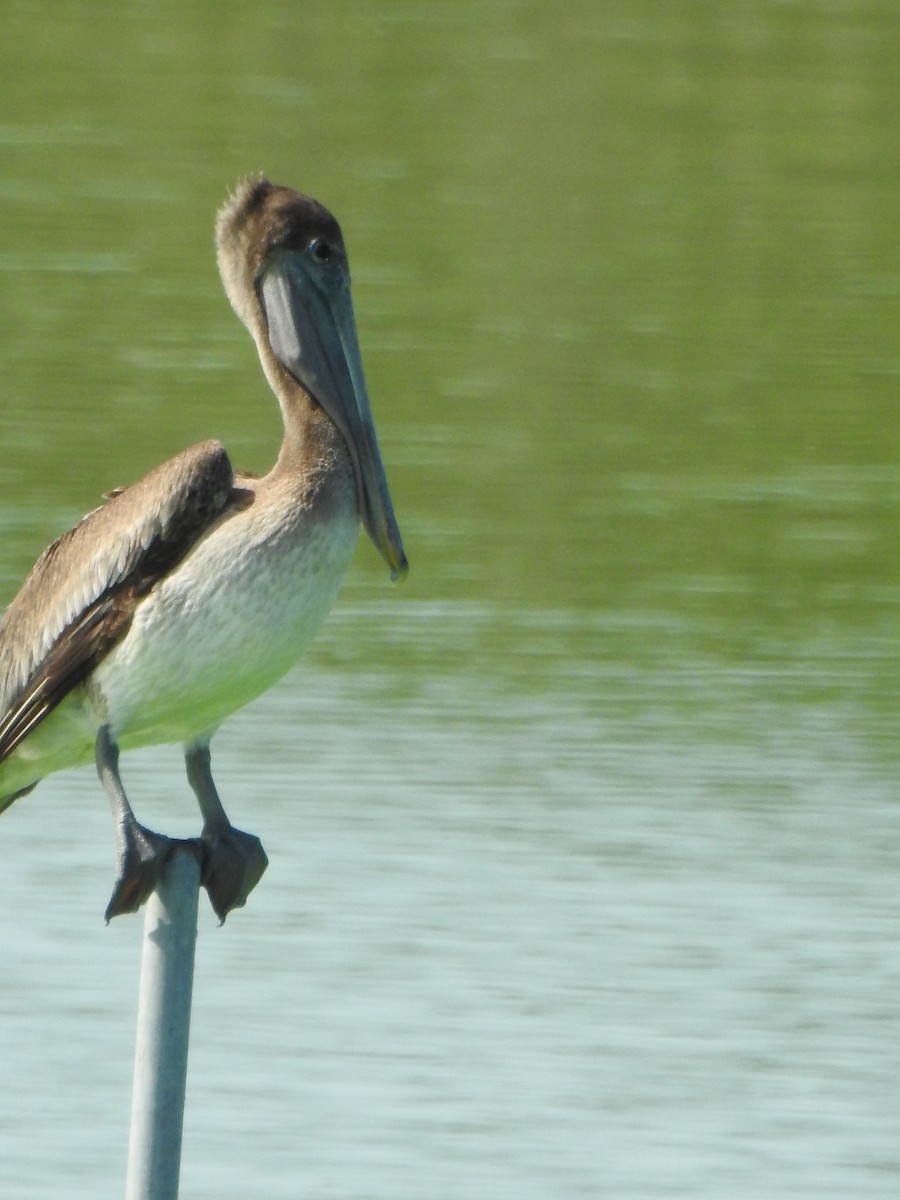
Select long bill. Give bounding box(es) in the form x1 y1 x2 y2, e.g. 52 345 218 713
259 251 408 579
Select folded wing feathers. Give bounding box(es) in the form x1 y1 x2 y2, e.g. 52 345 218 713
0 441 235 757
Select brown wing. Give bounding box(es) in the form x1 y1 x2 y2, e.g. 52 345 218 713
0 440 238 762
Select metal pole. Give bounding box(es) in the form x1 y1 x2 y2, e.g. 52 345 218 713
125 845 201 1200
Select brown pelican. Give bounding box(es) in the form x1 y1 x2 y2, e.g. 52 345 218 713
0 177 407 921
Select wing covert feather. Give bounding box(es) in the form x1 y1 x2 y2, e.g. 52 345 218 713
0 440 236 760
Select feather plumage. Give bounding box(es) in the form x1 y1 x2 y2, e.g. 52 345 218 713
0 440 236 763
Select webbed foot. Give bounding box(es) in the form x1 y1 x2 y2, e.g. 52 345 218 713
200 825 268 923
105 821 178 922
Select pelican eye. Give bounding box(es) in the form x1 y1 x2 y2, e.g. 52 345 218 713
308 238 332 264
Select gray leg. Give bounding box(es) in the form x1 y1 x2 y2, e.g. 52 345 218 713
185 740 267 923
96 725 172 922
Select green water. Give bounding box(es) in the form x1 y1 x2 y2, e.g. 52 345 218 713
0 3 899 1197
2 4 898 699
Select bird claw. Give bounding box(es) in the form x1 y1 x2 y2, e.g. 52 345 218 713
200 825 268 924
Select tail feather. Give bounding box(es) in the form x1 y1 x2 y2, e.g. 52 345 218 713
0 781 39 814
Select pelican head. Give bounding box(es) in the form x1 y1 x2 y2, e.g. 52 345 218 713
216 176 407 580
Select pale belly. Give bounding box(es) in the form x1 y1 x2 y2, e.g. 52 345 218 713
94 502 360 749
0 495 359 803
